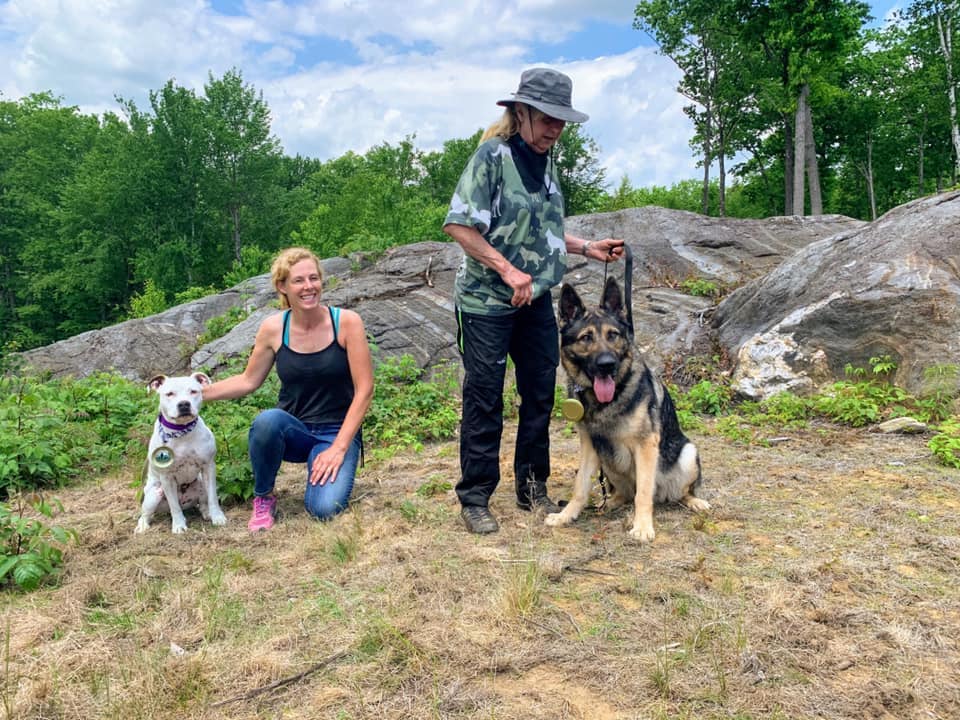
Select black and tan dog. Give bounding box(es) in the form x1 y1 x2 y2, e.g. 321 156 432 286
545 278 710 542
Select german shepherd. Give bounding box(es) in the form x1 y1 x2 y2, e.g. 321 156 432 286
545 278 710 542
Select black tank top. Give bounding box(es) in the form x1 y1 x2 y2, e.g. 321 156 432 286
275 307 354 424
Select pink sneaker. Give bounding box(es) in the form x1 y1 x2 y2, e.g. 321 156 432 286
247 495 277 532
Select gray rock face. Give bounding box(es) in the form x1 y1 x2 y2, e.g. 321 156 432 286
713 190 960 398
16 197 957 401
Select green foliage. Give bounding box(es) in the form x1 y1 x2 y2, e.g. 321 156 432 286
128 279 170 319
364 357 460 457
174 286 219 305
0 373 149 497
222 245 275 287
197 305 252 346
929 419 960 469
916 364 960 423
758 392 811 425
686 380 733 415
0 495 76 591
679 277 720 299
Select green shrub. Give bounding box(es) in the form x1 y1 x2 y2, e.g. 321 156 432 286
0 495 76 591
929 418 960 469
364 357 460 457
197 305 253 346
686 380 732 415
128 279 169 318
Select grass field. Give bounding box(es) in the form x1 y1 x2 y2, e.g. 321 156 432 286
3 419 959 719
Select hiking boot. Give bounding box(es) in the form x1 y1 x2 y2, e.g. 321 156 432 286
460 505 499 534
516 479 560 514
248 495 277 532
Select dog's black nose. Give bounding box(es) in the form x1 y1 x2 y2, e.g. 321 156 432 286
177 401 192 415
595 352 617 377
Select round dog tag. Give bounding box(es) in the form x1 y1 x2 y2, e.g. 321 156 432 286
152 446 175 468
561 398 584 422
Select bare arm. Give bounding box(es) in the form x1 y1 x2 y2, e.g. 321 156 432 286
309 309 374 485
564 233 626 263
201 315 279 402
443 222 535 307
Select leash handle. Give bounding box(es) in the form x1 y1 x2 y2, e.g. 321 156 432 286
623 244 634 339
600 243 634 339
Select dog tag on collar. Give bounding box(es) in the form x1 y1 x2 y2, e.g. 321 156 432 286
152 446 175 468
561 398 584 422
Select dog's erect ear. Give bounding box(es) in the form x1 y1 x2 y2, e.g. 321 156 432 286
559 284 585 324
147 375 167 393
192 372 212 387
601 278 624 316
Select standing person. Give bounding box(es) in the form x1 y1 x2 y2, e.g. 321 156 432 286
443 67 624 535
202 247 374 532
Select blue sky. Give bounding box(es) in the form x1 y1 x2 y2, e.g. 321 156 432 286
1 1 902 189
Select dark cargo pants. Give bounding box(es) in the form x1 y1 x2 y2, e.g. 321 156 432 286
455 292 559 508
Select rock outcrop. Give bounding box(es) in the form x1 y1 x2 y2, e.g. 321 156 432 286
17 195 960 399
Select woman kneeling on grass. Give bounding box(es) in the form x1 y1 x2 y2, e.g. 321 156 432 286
202 247 374 532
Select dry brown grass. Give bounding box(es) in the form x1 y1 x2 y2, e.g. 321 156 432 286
3 419 959 719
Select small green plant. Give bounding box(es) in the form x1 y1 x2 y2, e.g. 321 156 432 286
929 418 960 469
686 380 732 415
869 354 897 376
679 277 720 298
0 495 76 591
197 305 253 346
415 477 452 497
759 391 811 425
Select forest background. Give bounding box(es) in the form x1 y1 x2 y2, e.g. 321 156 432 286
1 0 958 353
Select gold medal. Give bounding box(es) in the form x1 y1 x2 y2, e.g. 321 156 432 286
151 446 175 468
561 398 584 422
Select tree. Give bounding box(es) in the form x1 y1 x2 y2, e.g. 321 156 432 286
635 0 750 215
732 0 870 215
203 68 283 264
553 124 608 215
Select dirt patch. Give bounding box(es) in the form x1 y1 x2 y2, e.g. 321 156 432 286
2 419 959 719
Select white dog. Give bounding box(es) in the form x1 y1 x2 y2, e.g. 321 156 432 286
135 373 226 534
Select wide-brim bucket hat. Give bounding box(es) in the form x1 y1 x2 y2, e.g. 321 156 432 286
497 67 589 123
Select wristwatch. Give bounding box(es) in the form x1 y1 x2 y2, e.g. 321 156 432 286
582 240 592 256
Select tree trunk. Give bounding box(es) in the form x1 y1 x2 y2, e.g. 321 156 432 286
232 205 242 264
784 118 795 215
717 122 727 217
865 136 876 221
935 11 960 178
803 89 822 215
793 85 808 216
918 114 926 197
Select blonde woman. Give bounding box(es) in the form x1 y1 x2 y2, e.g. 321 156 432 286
203 247 373 531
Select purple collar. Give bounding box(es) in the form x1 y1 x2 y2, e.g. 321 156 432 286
158 414 198 443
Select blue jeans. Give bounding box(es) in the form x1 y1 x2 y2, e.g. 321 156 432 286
248 408 361 521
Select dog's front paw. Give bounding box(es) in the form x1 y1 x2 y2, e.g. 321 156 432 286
210 510 228 526
628 523 656 543
171 521 188 534
545 511 572 527
134 517 149 534
684 496 711 512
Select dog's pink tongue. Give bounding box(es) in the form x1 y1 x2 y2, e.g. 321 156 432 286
594 376 616 403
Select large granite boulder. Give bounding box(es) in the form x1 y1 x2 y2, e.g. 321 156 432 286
713 190 960 398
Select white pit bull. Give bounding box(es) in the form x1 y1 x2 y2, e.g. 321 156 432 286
135 373 227 534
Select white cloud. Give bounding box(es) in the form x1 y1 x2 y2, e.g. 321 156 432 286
0 0 703 188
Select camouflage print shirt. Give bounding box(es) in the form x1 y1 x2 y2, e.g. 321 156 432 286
444 137 567 316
